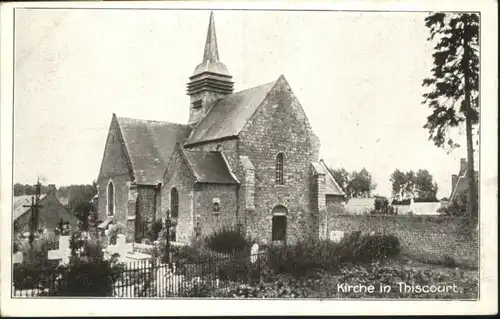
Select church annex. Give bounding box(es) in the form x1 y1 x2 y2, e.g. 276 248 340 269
97 12 345 245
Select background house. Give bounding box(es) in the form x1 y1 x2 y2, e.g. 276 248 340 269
13 184 78 234
449 158 479 203
344 197 376 215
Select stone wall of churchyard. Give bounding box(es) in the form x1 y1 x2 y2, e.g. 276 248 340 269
237 77 321 245
327 214 479 267
193 183 238 237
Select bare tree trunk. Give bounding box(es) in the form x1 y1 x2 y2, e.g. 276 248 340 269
462 19 478 219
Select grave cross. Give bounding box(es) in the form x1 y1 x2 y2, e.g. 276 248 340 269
22 182 43 247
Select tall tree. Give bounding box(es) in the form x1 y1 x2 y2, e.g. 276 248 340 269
349 168 377 198
390 169 416 200
414 169 438 201
329 167 350 196
422 13 479 217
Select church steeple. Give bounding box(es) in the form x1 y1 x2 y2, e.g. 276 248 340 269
187 11 234 126
203 11 220 62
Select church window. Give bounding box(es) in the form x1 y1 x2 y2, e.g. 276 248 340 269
192 100 202 109
170 188 179 218
275 152 284 185
212 198 220 215
107 181 114 217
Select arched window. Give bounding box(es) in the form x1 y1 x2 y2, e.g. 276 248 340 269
275 152 284 185
170 188 179 218
107 181 114 216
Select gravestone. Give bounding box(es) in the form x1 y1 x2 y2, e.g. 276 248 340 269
48 235 71 264
250 243 259 263
13 252 23 264
329 230 345 243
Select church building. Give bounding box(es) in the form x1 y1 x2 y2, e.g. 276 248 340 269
97 12 345 245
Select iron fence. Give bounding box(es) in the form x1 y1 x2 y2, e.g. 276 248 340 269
12 251 269 298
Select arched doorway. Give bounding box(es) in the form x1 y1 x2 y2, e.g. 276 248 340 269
271 205 287 244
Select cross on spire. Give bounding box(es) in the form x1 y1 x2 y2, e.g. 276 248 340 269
203 11 219 62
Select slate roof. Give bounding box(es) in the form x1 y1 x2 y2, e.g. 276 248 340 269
116 116 192 185
320 160 346 196
185 80 277 145
182 150 239 184
13 195 47 221
310 161 346 197
13 194 78 230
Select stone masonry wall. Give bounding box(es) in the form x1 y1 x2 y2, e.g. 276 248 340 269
161 149 196 244
135 186 159 241
327 214 478 268
97 117 133 227
237 76 321 244
193 183 238 237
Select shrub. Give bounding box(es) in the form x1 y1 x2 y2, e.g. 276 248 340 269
337 231 401 263
46 237 125 296
267 239 341 277
20 230 58 262
107 223 124 245
205 227 252 254
442 255 458 268
217 253 262 282
371 197 397 215
49 255 125 296
147 219 163 242
13 260 60 290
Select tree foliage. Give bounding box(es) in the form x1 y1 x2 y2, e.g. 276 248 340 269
422 12 479 150
422 12 479 218
390 169 438 201
329 167 377 198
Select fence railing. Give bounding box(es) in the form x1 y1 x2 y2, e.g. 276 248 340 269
12 251 269 298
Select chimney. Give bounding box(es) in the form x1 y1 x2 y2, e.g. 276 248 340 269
460 158 467 175
47 184 56 196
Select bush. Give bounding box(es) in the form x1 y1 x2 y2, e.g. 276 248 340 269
46 237 125 296
218 253 262 282
107 223 124 245
49 256 125 296
337 231 401 263
13 260 60 290
267 239 341 277
19 230 58 262
205 227 252 254
442 255 458 268
371 197 397 215
147 219 163 242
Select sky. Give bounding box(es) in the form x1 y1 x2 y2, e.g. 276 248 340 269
13 8 479 199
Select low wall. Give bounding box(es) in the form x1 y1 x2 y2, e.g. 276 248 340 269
327 214 478 268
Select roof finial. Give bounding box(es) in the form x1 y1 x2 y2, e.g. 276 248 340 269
203 11 219 62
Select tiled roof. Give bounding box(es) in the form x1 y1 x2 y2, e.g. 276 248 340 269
185 80 277 145
182 150 239 184
13 194 78 230
320 160 346 196
13 195 46 221
116 116 192 185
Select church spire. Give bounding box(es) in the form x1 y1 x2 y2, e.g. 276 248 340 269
203 11 219 62
187 11 234 126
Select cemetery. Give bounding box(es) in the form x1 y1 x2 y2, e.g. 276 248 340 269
12 220 479 299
